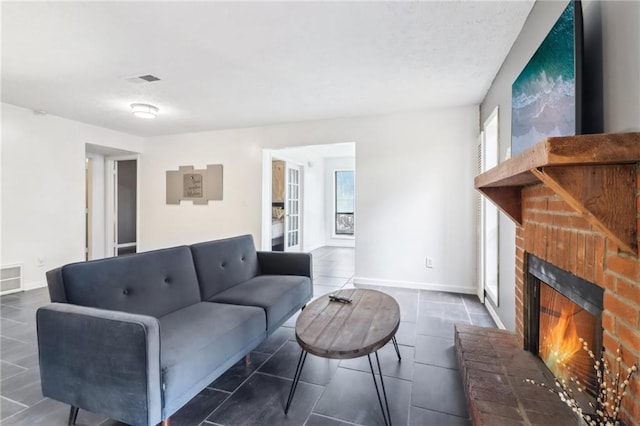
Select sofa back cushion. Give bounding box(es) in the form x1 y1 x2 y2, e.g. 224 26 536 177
59 246 201 318
190 235 260 300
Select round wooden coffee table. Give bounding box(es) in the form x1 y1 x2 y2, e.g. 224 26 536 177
284 289 401 426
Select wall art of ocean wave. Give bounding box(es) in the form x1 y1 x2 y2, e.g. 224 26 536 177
511 1 576 156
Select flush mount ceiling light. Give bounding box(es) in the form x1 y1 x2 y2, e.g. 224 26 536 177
130 103 158 119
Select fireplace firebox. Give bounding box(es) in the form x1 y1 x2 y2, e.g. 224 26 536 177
524 254 604 398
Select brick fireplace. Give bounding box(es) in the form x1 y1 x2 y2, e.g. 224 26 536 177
473 133 640 425
515 180 640 424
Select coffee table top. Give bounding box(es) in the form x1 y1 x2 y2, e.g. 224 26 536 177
295 289 400 359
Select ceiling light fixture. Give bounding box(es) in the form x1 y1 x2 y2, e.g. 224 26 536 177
130 103 158 119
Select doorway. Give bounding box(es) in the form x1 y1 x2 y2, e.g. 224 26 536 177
85 144 139 259
262 143 356 253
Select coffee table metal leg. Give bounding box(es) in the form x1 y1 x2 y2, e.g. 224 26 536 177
367 352 393 426
391 336 401 361
285 349 308 414
375 351 393 426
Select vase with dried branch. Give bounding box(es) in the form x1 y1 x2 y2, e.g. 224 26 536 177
525 338 637 426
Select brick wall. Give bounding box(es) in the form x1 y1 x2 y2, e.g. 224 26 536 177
514 166 640 424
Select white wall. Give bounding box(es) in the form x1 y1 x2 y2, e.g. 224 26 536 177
140 106 478 293
1 103 143 289
480 0 640 330
353 109 478 292
600 1 640 132
324 157 356 248
301 157 326 252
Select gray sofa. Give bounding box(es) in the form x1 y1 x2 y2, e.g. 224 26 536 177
37 235 312 426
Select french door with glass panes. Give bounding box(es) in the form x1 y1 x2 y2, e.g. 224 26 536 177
285 164 301 251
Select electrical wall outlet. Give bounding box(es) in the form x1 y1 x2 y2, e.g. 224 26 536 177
426 257 433 268
37 256 45 267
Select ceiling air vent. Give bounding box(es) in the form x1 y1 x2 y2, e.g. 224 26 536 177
137 74 161 82
125 74 162 84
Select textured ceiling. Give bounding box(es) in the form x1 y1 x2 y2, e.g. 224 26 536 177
1 1 534 137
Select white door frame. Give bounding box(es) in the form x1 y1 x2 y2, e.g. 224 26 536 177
261 150 274 251
476 135 485 303
85 157 93 261
481 107 500 306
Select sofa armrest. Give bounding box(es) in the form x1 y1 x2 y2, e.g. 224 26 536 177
37 303 162 426
45 267 67 303
257 251 313 278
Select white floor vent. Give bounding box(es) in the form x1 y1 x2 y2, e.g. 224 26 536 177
1 264 22 295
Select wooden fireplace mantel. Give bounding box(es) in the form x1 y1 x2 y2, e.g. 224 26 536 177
475 132 640 254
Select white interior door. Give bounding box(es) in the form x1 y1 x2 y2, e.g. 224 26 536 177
107 157 138 257
285 164 301 251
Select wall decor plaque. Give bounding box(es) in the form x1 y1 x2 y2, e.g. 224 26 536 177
166 165 223 204
183 173 203 198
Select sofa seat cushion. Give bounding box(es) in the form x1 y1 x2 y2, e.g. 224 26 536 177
207 275 312 332
159 302 266 408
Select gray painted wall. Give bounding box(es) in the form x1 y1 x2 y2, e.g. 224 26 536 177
479 0 640 330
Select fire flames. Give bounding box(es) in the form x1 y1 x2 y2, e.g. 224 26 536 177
540 305 583 382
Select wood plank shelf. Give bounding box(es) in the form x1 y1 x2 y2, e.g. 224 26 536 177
475 132 640 254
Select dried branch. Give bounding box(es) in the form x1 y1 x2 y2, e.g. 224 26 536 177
525 339 637 426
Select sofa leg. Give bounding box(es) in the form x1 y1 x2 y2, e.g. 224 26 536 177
160 417 171 426
67 406 79 426
245 353 251 365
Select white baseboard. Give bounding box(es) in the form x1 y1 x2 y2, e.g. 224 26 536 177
353 276 476 295
484 301 507 329
303 242 325 253
325 239 355 248
23 280 47 291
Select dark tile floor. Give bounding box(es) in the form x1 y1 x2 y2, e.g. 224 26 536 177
0 247 496 425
